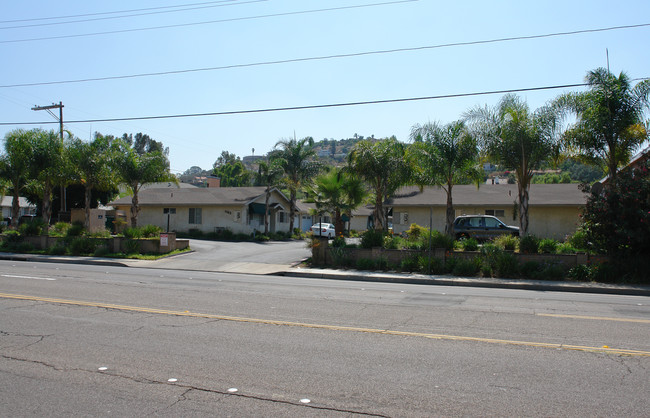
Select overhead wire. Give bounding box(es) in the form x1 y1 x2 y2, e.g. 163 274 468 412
0 0 418 44
2 22 648 89
0 0 265 30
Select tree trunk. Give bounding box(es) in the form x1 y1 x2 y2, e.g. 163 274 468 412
334 209 344 237
445 186 454 236
130 186 140 228
289 190 296 235
84 186 92 231
10 186 20 228
518 183 530 236
42 180 52 229
264 186 270 235
373 193 384 231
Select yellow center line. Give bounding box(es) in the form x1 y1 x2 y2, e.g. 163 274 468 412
537 313 650 324
2 292 649 357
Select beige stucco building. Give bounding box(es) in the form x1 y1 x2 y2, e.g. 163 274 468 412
387 184 586 240
110 187 293 235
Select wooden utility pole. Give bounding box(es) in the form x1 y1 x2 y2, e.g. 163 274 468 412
32 102 66 212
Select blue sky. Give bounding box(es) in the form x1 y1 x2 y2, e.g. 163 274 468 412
1 0 649 175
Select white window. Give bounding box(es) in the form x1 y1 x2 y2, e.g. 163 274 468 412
189 208 202 224
485 209 505 217
279 211 287 223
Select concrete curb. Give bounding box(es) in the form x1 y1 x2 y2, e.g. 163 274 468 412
0 253 129 267
281 269 650 297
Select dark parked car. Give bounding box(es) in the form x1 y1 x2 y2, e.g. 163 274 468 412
453 215 519 241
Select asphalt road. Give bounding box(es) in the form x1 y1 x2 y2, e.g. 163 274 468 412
1 261 649 416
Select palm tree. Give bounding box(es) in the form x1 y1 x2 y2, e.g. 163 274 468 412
309 167 366 236
67 135 118 230
347 137 411 231
408 121 482 236
554 68 650 181
0 129 34 228
256 159 284 234
273 136 320 234
465 95 553 236
113 137 175 228
30 129 65 226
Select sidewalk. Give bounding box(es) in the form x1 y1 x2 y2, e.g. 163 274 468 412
2 252 649 296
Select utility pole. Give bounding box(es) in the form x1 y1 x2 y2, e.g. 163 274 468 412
32 102 66 213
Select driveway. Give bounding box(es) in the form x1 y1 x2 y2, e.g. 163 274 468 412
129 239 311 274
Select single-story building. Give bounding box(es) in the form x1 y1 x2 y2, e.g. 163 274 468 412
1 196 37 224
109 186 294 235
387 184 586 240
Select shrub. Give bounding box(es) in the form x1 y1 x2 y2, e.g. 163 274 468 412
405 223 428 241
400 256 419 272
66 222 85 237
538 263 565 281
452 257 480 277
567 228 589 251
16 242 35 253
383 235 400 249
330 247 352 268
493 234 518 251
460 237 479 252
331 236 346 248
495 252 519 278
361 229 385 249
69 237 97 255
255 234 270 241
428 231 455 250
123 227 143 239
519 235 539 254
47 245 67 255
51 222 71 237
3 230 22 243
519 261 541 279
480 243 502 273
93 246 111 257
556 243 578 254
418 255 444 274
356 258 376 271
123 240 141 254
376 256 390 271
88 229 111 238
141 224 162 238
19 219 46 236
567 264 593 281
538 239 559 254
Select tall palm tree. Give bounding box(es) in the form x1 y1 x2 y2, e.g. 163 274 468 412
408 120 482 236
347 137 411 231
256 159 284 235
30 129 65 226
554 68 650 181
273 136 320 234
465 95 553 236
0 129 34 228
309 167 366 236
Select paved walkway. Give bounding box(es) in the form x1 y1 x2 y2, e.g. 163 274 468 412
2 251 649 296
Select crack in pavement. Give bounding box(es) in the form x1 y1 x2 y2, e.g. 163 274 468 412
0 354 389 416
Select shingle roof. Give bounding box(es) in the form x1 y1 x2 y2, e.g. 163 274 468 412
109 187 274 207
387 184 586 207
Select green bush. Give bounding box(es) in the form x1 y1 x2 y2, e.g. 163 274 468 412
556 243 578 254
123 240 141 254
19 218 46 236
383 235 401 250
567 228 589 251
47 245 67 255
567 264 593 281
124 227 143 239
16 242 35 253
69 237 97 255
141 224 162 238
356 258 376 270
255 234 270 241
88 229 111 238
93 246 111 257
519 261 541 279
538 263 565 280
460 237 479 251
400 256 419 272
331 236 346 248
3 230 22 243
495 252 519 278
493 234 518 251
418 255 444 274
519 235 539 254
50 222 71 237
538 239 559 254
66 222 85 237
452 257 480 277
361 229 385 249
428 231 455 250
376 256 390 271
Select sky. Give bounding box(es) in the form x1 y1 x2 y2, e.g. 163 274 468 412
1 0 649 175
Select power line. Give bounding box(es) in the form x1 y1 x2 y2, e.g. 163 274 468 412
0 0 418 44
3 22 648 89
0 82 595 126
0 0 243 24
0 0 265 30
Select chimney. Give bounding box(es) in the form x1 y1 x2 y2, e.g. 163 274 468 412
207 176 221 188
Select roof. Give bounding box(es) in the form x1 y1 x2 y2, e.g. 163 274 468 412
140 182 197 190
1 196 36 208
387 184 586 207
109 187 288 207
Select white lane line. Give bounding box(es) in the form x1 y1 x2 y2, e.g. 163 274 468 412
1 274 56 281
